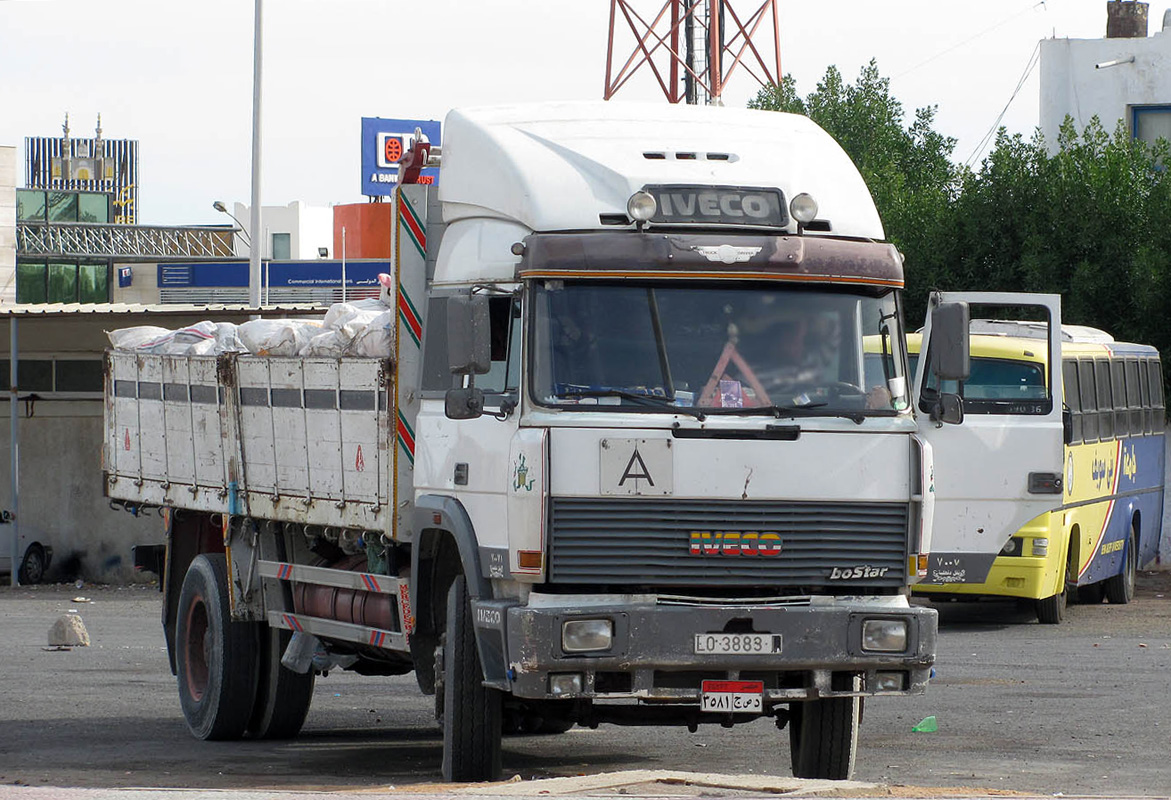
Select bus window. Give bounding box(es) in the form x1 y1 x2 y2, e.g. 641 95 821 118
1079 360 1099 443
1111 360 1128 437
1140 359 1153 434
1124 359 1142 436
1063 359 1082 444
1095 360 1114 440
1150 360 1165 427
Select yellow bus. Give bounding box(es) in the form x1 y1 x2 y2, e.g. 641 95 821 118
907 322 1165 623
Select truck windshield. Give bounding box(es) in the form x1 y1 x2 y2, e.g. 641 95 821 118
531 281 909 416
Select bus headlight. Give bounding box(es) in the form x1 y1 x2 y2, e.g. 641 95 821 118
861 619 907 653
1032 538 1049 556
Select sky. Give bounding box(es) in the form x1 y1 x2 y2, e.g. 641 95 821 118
1 0 1168 226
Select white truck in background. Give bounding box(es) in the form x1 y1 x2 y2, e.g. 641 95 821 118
106 102 1066 782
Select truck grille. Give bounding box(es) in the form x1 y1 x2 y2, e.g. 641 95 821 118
548 498 909 588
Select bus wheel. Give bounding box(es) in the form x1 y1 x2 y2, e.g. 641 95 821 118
248 626 315 739
1104 527 1137 605
441 575 502 782
1035 546 1072 625
788 698 859 780
175 553 259 740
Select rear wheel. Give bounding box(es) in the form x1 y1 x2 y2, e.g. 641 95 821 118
175 553 259 740
441 575 502 782
788 698 859 780
18 544 46 585
248 626 315 739
1104 526 1137 605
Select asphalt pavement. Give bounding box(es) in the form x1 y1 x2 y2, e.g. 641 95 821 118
1 574 1169 799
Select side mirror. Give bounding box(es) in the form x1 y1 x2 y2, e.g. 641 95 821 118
932 392 965 425
448 294 491 376
445 387 485 420
930 301 970 382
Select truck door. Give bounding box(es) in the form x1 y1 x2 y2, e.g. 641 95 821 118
914 292 1064 585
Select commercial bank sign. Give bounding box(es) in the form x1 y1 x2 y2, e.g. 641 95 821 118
361 116 441 196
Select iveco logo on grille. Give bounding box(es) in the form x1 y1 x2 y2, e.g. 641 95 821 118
645 185 787 227
689 530 782 556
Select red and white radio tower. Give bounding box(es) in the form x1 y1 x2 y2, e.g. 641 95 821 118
603 0 783 104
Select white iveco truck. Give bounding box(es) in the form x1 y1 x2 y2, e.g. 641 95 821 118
106 102 1066 782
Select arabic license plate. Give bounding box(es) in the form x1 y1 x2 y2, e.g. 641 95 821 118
701 680 764 713
693 633 779 655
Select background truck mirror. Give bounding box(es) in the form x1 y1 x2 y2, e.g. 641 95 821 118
930 302 970 381
448 295 492 375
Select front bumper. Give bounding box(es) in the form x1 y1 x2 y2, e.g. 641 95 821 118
474 595 937 706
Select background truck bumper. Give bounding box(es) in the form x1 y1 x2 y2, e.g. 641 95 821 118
482 598 937 704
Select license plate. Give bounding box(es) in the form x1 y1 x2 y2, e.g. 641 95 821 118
701 680 764 713
693 632 780 655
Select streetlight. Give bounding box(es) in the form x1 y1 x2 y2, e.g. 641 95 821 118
212 200 252 247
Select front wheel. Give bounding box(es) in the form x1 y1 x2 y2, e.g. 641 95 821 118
788 697 859 780
1104 527 1137 605
175 553 259 740
441 575 502 782
1035 545 1073 625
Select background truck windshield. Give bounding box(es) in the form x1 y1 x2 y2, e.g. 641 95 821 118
531 281 908 414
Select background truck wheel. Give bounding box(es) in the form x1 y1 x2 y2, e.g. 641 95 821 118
18 544 46 585
1104 527 1137 605
788 698 859 780
175 553 259 740
441 575 502 782
248 626 315 739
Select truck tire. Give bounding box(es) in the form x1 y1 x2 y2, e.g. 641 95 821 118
788 698 859 780
441 575 502 782
248 626 315 739
1104 527 1137 605
176 553 259 740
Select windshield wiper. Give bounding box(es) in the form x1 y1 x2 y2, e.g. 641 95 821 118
554 388 707 420
710 403 867 424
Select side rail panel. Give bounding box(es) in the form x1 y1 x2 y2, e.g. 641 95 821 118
104 351 392 531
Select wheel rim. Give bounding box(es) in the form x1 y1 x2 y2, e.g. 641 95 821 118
183 592 211 701
22 550 44 583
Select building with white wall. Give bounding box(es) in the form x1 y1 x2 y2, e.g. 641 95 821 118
1040 3 1171 152
220 200 334 260
1 146 15 304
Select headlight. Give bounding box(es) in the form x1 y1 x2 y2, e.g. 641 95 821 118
562 619 613 653
861 618 908 653
627 191 657 222
1000 537 1023 556
789 192 818 224
1032 537 1049 556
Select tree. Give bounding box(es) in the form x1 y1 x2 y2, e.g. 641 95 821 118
751 63 1171 372
750 61 965 325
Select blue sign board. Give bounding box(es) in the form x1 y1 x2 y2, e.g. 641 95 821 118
361 117 441 197
159 261 392 289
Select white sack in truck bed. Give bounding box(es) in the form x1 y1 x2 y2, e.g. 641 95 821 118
105 298 393 358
